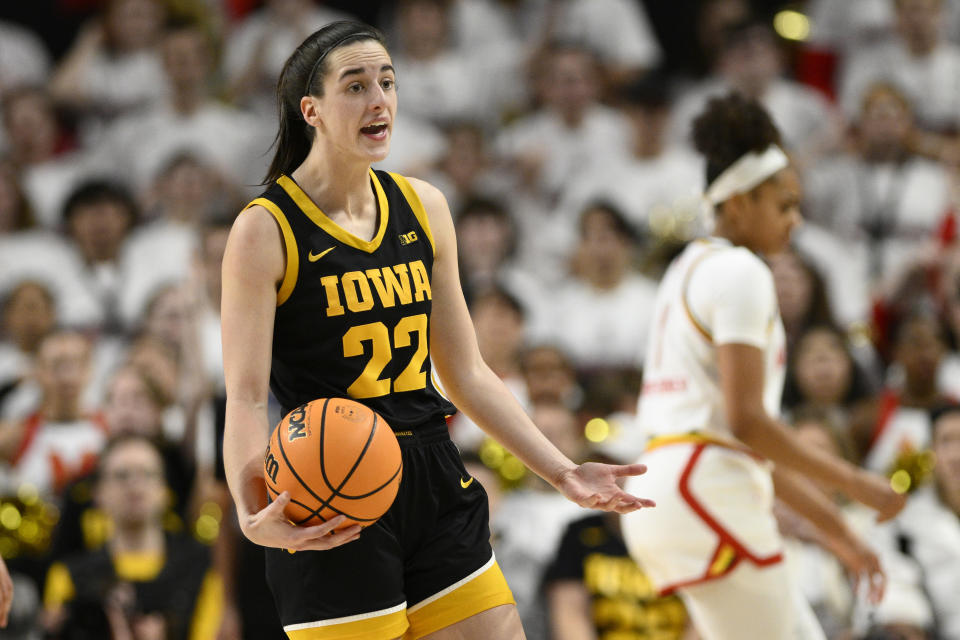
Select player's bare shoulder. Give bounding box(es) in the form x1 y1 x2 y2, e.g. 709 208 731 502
396 176 455 252
224 204 286 285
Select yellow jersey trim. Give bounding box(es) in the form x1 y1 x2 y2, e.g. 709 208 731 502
114 550 165 581
189 570 224 640
406 557 515 639
43 562 75 610
645 432 758 459
388 172 436 257
277 170 389 254
681 249 717 343
285 605 409 640
246 197 299 305
708 543 737 577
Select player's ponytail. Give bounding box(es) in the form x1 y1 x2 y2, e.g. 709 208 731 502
264 21 386 184
691 92 782 186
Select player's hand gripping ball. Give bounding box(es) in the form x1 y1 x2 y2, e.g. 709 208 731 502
264 398 402 531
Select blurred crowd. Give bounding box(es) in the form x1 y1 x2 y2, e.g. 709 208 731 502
0 0 959 638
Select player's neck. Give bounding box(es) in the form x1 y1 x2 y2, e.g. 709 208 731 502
710 226 742 250
712 218 760 254
42 397 83 423
170 87 204 116
110 525 165 554
292 148 376 220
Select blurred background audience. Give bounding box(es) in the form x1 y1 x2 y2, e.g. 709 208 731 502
1 1 960 639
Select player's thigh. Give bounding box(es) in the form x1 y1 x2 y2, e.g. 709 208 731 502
417 604 525 640
679 562 804 640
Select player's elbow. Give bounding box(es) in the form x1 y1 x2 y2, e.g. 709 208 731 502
726 404 770 444
432 354 488 407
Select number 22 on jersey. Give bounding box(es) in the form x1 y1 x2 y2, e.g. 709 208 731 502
343 314 429 398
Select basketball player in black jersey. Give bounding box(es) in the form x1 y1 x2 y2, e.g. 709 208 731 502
221 21 655 640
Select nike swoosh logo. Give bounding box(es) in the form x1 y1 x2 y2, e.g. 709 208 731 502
460 477 474 489
308 247 336 262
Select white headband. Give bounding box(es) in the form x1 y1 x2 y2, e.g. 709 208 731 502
704 145 789 206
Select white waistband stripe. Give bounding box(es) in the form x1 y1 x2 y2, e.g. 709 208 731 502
407 552 497 614
283 602 407 631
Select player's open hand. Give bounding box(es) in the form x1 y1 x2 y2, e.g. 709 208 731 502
822 525 886 605
555 462 656 514
242 491 363 552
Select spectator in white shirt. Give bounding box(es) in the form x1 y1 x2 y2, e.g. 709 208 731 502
840 0 960 134
536 203 657 372
804 83 951 295
2 87 100 228
0 331 107 496
450 0 660 86
117 152 237 329
454 197 545 318
670 18 842 170
61 181 139 334
389 0 480 125
94 18 266 196
897 405 960 640
496 41 630 206
781 409 934 639
49 0 168 136
224 0 352 119
558 75 703 241
0 161 107 331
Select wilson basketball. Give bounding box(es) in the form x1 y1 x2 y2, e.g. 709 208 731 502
263 397 402 530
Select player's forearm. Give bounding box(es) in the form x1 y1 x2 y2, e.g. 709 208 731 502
442 364 576 487
734 411 859 496
223 400 270 522
772 466 848 542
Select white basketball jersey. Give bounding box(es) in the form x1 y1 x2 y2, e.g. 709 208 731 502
637 238 786 440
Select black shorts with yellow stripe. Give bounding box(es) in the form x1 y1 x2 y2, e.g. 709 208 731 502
264 419 514 640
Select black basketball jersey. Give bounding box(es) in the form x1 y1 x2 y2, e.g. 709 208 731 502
245 169 457 430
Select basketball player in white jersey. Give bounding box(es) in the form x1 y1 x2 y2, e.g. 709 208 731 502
621 93 906 640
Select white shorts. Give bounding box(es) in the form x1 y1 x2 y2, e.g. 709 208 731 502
621 438 784 595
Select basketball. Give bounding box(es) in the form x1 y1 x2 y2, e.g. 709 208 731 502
263 397 403 530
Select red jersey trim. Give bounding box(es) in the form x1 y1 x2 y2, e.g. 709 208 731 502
657 443 783 596
867 389 900 453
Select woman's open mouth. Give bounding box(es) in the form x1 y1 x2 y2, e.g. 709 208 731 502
361 123 388 140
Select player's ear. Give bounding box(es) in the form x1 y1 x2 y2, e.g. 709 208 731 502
722 192 751 232
301 96 324 131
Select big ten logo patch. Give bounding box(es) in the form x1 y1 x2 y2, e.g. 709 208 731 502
287 404 309 442
335 404 366 423
264 445 280 483
399 230 418 245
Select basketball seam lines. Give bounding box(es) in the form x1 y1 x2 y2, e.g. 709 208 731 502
276 400 338 517
302 408 377 524
267 482 381 523
321 412 379 509
276 399 399 525
264 482 328 522
316 402 377 508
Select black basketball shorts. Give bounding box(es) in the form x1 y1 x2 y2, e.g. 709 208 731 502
264 418 515 639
